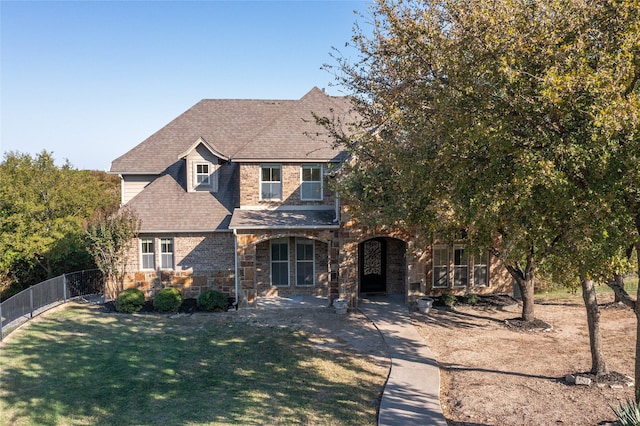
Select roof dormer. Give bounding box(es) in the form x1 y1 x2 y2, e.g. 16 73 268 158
179 137 228 193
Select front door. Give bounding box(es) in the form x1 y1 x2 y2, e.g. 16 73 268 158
359 238 386 293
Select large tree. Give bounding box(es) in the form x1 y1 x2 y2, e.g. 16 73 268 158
0 151 120 298
328 0 639 395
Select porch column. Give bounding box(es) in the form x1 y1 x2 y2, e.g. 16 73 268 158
236 234 257 307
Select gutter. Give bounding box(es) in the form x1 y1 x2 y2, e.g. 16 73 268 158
229 225 340 231
233 229 239 308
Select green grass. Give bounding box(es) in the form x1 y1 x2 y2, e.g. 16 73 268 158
535 276 638 302
0 304 386 425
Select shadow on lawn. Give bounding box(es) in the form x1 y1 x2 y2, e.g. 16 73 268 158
0 303 383 425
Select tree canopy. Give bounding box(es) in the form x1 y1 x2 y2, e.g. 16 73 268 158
328 0 639 319
0 151 120 299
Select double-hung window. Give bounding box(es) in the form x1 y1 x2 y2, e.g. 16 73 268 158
271 238 289 286
261 164 282 200
141 238 155 270
432 245 449 288
300 165 322 201
296 239 314 286
195 162 210 186
160 238 174 269
473 252 489 286
453 245 469 287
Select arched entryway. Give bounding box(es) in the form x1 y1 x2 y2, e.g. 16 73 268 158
359 237 407 295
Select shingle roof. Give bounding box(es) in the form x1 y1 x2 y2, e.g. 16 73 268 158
229 209 339 230
110 87 352 174
126 162 237 232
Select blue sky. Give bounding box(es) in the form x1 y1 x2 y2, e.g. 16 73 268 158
1 0 370 170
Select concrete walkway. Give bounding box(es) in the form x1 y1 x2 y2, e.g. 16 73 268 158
359 296 448 426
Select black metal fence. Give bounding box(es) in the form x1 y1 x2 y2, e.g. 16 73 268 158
0 269 104 340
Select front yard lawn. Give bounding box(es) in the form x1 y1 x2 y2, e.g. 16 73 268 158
0 303 385 425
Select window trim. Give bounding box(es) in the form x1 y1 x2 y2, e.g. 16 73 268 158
432 244 450 288
452 244 469 288
270 238 290 287
260 164 282 201
140 237 155 270
160 238 174 270
194 162 211 187
295 238 315 286
300 164 323 201
473 252 489 287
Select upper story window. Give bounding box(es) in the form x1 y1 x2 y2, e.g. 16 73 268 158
300 165 322 201
261 164 282 201
195 162 210 186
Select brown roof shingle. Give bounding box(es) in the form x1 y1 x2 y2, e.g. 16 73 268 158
110 87 352 174
126 162 238 232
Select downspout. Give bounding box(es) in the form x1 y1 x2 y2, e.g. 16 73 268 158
333 190 340 222
233 228 239 307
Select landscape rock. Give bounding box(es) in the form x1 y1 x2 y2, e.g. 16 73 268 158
575 375 592 386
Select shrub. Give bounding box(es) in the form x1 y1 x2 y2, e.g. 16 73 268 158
441 293 457 307
465 293 478 305
197 290 228 312
153 287 183 312
611 399 640 426
115 288 145 313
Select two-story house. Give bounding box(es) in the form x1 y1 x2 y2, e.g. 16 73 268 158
110 87 512 308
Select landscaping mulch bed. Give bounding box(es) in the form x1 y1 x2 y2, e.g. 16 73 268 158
101 297 201 314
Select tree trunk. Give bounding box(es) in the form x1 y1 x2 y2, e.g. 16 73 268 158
635 241 640 403
613 273 625 303
581 278 608 375
505 253 536 322
614 245 634 303
515 275 536 322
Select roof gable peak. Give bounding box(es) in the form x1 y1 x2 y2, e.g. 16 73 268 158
179 137 229 161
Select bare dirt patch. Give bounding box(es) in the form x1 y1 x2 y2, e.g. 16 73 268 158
230 306 390 363
100 295 635 425
412 293 636 426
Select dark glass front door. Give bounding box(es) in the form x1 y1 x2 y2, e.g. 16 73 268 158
359 238 386 293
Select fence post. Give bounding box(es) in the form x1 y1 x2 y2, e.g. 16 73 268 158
63 273 68 302
0 301 3 341
30 286 34 318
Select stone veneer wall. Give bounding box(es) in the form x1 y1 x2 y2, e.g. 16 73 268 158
254 238 329 298
118 232 236 300
239 163 337 207
338 206 422 307
235 229 339 307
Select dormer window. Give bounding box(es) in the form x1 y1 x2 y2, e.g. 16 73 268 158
179 137 225 193
195 162 211 186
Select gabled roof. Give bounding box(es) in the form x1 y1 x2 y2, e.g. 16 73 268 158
178 137 229 162
125 162 237 232
110 87 353 174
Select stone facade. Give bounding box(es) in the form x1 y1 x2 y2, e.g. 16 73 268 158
116 206 513 307
239 163 337 207
119 232 236 300
234 229 339 307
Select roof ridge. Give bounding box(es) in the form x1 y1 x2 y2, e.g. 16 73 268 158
227 90 320 159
